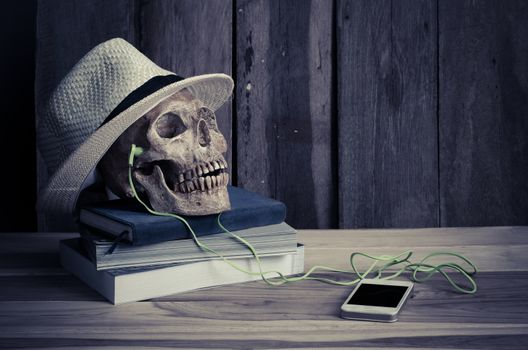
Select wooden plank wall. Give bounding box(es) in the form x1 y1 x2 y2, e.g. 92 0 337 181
337 0 438 228
236 0 336 228
439 0 528 226
35 0 528 231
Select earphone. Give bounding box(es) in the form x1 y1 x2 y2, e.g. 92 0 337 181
129 144 145 166
127 144 478 293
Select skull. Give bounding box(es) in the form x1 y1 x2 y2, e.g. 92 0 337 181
98 88 231 215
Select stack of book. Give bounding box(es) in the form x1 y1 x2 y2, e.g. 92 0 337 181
60 186 304 304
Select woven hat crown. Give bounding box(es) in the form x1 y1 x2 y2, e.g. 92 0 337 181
38 38 172 177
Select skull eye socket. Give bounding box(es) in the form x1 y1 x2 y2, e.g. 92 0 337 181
155 112 187 138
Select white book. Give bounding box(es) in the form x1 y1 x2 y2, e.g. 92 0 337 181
60 239 305 305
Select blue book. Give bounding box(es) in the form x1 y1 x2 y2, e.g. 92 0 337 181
79 186 286 246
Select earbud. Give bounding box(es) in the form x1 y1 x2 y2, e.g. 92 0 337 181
133 145 144 156
128 144 144 167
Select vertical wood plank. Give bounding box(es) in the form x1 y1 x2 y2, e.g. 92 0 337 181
36 0 137 231
439 0 528 226
236 0 336 228
337 0 438 228
140 0 233 175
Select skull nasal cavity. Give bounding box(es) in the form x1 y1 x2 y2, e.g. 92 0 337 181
198 119 211 147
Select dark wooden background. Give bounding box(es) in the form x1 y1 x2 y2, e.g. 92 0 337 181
4 0 527 231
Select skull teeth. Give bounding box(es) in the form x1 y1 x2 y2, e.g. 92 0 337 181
172 157 229 194
213 175 218 187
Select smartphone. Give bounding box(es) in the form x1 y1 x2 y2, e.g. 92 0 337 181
340 279 414 322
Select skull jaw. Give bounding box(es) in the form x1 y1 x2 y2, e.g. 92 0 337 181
149 186 231 216
134 165 231 216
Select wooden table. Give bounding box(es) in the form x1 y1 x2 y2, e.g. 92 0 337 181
1 227 527 349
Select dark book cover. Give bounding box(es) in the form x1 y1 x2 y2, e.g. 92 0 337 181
80 186 287 245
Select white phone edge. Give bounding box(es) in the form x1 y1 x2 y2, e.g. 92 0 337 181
340 278 414 322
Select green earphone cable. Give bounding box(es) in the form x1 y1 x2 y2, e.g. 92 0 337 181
127 144 478 293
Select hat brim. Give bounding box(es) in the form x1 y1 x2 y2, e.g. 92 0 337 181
38 73 234 214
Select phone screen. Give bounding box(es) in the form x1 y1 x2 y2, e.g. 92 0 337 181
347 283 409 308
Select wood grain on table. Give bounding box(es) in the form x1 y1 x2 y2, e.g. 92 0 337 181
0 227 527 349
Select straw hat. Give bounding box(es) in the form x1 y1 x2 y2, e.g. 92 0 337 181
37 38 233 214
